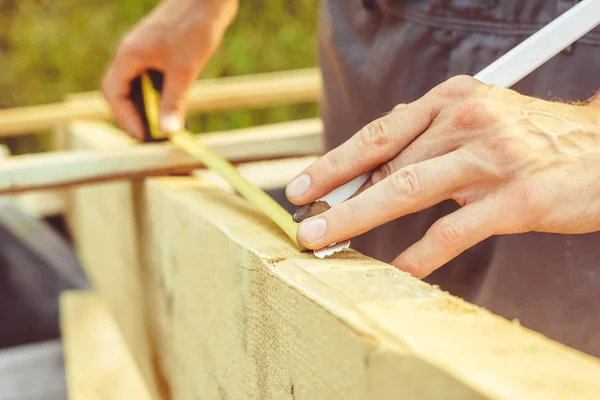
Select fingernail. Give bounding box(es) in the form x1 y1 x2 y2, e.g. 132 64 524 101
161 114 182 133
298 217 327 244
286 174 311 198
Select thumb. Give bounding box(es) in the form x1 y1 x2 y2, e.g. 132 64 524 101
159 69 193 133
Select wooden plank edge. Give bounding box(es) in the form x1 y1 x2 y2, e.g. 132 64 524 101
0 119 322 195
0 144 64 217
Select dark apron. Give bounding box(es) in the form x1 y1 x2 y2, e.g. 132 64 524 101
318 0 600 357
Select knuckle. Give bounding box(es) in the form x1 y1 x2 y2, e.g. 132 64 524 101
116 37 140 59
360 118 391 153
388 167 421 199
161 96 186 113
340 200 360 228
392 103 409 113
436 75 479 99
400 250 427 278
434 219 466 246
371 162 394 185
169 59 196 79
320 152 344 175
116 34 167 61
452 98 495 129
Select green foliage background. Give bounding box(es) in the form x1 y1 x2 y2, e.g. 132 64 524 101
0 0 319 151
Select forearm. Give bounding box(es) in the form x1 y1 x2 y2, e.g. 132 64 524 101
164 0 238 28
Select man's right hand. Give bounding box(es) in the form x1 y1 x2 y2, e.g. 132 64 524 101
102 0 238 139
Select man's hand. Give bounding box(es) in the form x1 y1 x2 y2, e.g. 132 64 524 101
102 0 237 139
286 75 600 278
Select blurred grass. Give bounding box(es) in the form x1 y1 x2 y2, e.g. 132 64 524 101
0 0 319 152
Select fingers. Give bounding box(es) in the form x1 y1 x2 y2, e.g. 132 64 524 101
392 199 498 279
102 61 144 140
159 61 197 133
102 39 161 140
296 152 471 249
286 100 437 205
359 118 460 193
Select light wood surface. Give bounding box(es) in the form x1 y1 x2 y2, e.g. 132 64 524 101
0 119 322 195
68 175 600 398
147 177 600 399
0 68 320 137
65 120 600 399
60 291 153 400
64 121 318 399
66 121 165 400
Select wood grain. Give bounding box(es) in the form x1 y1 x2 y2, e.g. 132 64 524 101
68 173 600 399
65 119 600 399
146 178 600 400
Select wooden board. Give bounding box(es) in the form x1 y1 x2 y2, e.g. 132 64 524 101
66 121 600 399
68 178 600 398
0 143 64 216
64 121 318 400
0 68 320 137
60 291 153 400
146 178 600 399
66 122 165 400
0 119 322 195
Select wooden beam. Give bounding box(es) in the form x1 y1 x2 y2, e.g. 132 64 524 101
0 119 322 195
63 122 318 399
60 291 153 400
66 119 600 398
68 171 600 397
65 121 165 399
0 68 320 137
78 174 600 399
146 178 600 399
0 144 65 216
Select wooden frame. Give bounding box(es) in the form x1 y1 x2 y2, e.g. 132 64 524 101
0 68 320 137
1 68 599 399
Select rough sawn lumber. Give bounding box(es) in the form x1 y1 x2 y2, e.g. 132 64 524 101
65 120 600 400
73 174 600 399
146 178 600 399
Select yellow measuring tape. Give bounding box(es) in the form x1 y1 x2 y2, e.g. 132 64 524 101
140 73 303 250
